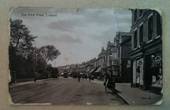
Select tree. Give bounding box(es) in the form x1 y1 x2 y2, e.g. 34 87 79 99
10 19 37 58
39 45 61 63
36 45 60 78
9 19 37 83
46 65 59 78
30 46 60 79
9 19 61 82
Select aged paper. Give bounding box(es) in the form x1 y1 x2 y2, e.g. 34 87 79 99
0 0 170 110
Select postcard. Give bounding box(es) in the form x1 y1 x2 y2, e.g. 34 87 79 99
9 7 163 105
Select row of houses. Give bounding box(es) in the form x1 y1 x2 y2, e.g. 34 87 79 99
112 9 162 92
90 9 162 92
83 41 119 80
57 9 162 92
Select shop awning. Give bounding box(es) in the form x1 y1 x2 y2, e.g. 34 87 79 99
94 67 102 73
86 68 91 73
89 68 96 73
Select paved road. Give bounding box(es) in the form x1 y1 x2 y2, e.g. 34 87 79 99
9 78 125 105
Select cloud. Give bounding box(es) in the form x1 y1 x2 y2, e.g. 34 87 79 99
47 14 85 32
55 34 82 43
11 8 132 66
48 21 75 32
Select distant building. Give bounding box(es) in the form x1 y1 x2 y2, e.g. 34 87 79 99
115 32 132 82
84 58 97 76
97 41 119 79
105 41 119 76
130 9 162 91
98 47 106 68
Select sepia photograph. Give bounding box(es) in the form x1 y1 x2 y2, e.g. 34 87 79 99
9 7 162 105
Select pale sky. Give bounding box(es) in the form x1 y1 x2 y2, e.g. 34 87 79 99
11 7 132 67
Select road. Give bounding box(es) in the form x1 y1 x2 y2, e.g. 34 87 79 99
9 78 125 105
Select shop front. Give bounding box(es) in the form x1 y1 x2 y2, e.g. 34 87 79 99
144 52 162 90
132 57 144 87
132 50 162 91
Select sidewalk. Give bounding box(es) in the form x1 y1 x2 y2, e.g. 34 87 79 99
115 83 163 105
9 78 52 87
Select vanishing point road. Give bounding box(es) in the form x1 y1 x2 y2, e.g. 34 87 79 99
9 78 125 105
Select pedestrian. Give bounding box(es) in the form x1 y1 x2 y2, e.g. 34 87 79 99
108 69 116 92
88 75 91 82
104 69 116 93
34 77 37 82
104 72 110 93
78 73 81 82
34 72 37 83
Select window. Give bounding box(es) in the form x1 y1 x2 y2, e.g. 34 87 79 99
139 10 143 17
148 16 153 40
157 13 162 36
134 10 137 22
140 25 143 44
134 30 137 48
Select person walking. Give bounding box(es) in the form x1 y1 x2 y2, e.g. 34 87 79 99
104 69 116 93
78 73 81 82
88 74 91 82
104 72 110 93
34 72 37 83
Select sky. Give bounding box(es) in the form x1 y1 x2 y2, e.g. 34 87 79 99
11 7 132 67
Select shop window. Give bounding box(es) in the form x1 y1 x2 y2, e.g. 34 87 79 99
151 54 162 86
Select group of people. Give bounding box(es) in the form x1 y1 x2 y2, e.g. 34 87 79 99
76 69 116 93
77 73 94 82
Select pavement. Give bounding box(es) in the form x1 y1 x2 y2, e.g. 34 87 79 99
115 83 163 105
9 78 125 105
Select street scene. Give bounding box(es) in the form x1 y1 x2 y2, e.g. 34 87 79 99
9 8 163 105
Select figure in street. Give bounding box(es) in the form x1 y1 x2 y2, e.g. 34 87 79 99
104 73 110 93
104 69 116 93
78 73 81 82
